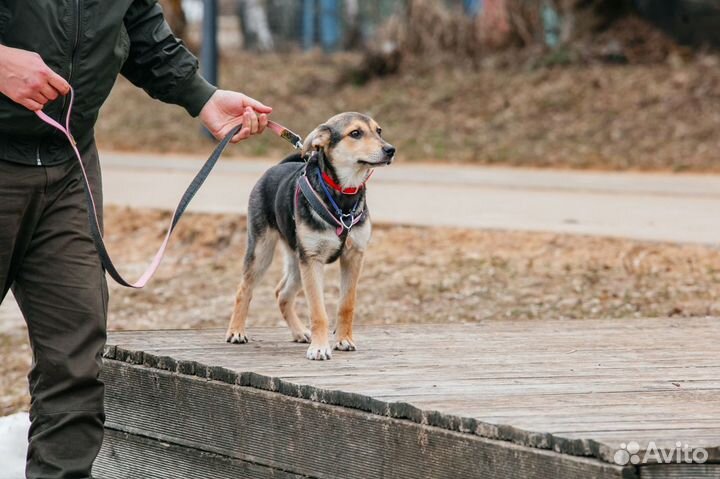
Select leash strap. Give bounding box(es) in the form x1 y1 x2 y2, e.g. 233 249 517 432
35 88 301 288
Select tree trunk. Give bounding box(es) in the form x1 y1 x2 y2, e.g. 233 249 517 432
343 0 363 49
159 0 187 39
240 0 275 51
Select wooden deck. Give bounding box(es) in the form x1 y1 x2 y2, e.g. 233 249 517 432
96 317 720 479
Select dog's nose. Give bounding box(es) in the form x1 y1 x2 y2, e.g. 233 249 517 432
383 145 396 157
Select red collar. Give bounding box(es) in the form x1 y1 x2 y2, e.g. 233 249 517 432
321 170 373 195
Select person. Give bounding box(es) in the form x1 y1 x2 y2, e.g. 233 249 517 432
0 2 271 478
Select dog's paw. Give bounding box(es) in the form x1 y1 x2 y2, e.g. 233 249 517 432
306 343 332 360
225 330 249 344
292 328 312 343
333 338 357 351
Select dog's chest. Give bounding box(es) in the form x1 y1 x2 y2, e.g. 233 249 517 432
346 220 371 251
300 227 342 260
298 221 372 262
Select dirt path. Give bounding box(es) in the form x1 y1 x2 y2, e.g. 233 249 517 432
102 152 720 244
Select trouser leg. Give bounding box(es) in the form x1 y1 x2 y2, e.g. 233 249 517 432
0 162 45 304
3 145 108 479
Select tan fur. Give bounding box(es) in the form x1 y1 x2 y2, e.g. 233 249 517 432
275 245 311 342
336 120 384 160
300 260 333 360
226 282 250 343
334 247 364 351
225 231 278 343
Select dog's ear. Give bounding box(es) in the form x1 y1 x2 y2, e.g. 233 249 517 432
302 124 333 157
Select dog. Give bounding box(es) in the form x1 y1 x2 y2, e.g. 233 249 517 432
224 112 395 360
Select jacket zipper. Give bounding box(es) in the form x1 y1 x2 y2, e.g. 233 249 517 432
58 0 82 133
69 0 81 86
44 0 81 167
41 0 80 167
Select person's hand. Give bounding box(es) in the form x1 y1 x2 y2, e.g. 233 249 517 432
199 90 272 143
0 45 70 111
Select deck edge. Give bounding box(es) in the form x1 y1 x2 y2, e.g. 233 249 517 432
101 343 622 465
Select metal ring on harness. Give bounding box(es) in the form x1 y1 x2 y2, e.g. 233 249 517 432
340 213 355 230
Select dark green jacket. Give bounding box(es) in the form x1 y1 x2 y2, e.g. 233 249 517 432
0 0 216 165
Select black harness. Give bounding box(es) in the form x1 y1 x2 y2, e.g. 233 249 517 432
295 156 366 237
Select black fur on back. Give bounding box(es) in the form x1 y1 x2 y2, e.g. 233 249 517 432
246 152 368 264
278 152 306 164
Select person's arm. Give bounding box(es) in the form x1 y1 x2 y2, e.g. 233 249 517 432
122 0 271 142
0 45 70 111
121 1 212 116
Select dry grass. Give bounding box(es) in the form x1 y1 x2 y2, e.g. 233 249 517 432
361 1 679 65
3 206 720 413
0 331 31 416
96 50 720 172
96 206 720 327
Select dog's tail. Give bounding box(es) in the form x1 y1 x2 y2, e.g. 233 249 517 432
279 152 304 164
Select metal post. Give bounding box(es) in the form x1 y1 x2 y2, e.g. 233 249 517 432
201 0 218 86
201 0 218 138
302 0 316 50
319 0 340 52
463 0 482 17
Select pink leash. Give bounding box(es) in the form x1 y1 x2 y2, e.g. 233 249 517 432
35 88 302 288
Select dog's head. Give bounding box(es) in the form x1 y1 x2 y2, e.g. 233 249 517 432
302 113 395 172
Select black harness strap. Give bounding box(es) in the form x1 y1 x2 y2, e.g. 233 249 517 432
297 174 344 227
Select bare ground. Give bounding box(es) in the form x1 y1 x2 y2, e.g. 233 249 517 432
2 206 720 415
97 51 720 171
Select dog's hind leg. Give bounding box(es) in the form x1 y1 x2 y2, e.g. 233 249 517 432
275 246 311 343
300 259 332 360
225 230 278 344
334 248 364 352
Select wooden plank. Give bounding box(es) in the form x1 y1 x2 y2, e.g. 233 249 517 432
560 432 720 464
100 360 636 479
95 429 306 479
106 319 720 352
105 345 720 394
640 464 720 479
104 317 720 469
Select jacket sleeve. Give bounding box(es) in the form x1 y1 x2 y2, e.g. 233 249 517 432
121 0 217 117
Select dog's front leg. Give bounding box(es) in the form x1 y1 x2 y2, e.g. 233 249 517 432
335 248 364 351
299 259 332 360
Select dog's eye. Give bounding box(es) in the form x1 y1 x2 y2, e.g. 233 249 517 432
376 128 382 136
349 129 363 139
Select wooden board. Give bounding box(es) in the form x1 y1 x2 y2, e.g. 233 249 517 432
99 361 634 479
95 429 305 479
100 317 720 478
640 464 720 479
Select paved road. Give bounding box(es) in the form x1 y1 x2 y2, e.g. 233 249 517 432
101 152 720 245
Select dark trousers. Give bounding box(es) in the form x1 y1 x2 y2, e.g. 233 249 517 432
0 144 107 479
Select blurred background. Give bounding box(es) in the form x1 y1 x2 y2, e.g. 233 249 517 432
98 0 720 171
4 0 720 424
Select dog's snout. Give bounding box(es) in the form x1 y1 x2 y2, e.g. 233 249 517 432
383 145 396 157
